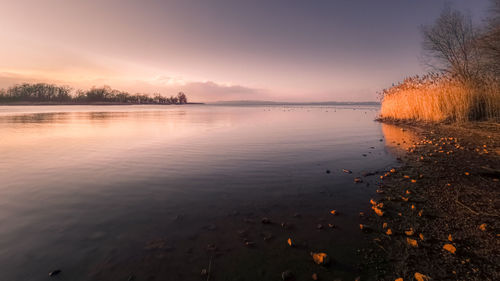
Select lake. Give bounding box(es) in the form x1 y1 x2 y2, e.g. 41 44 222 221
0 105 406 281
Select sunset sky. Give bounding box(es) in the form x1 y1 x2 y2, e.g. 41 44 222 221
0 0 491 102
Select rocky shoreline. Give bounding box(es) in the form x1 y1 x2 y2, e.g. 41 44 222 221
364 121 500 281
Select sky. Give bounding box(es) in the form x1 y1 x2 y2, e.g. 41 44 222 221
0 0 492 102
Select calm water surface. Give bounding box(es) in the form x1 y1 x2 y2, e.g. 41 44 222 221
0 105 405 281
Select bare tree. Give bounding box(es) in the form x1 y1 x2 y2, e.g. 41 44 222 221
421 6 481 82
478 0 500 77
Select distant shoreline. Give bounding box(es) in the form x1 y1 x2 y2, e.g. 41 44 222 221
0 102 205 106
0 101 380 106
210 100 380 106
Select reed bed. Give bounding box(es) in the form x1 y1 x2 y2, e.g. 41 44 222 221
379 74 500 122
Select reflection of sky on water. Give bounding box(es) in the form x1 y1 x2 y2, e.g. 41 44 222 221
0 104 400 281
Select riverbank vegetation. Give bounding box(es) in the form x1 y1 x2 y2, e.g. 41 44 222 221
0 83 188 105
380 1 500 122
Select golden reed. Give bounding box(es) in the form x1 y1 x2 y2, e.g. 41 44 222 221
379 74 500 122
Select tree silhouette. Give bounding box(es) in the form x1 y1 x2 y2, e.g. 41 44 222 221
421 6 481 82
177 92 188 104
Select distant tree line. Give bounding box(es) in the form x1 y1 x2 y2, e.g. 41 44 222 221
0 83 188 104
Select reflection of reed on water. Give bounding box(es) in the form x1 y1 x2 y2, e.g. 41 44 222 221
381 123 418 156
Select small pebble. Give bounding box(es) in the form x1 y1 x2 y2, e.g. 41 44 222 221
281 222 292 229
237 230 248 237
311 252 330 265
205 224 217 231
282 270 294 280
263 234 273 241
359 224 372 233
49 270 61 277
